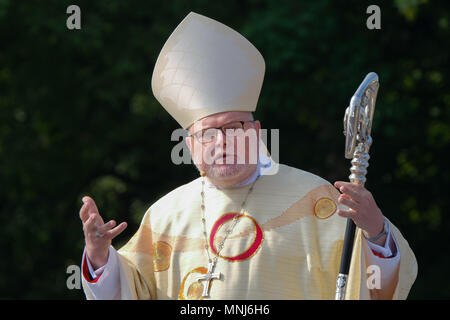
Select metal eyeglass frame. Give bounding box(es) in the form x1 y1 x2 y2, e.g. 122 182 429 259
189 120 256 144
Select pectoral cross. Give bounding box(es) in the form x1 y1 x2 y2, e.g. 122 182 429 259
196 262 222 297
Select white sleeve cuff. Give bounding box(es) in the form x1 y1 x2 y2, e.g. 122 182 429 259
82 246 121 299
365 226 397 258
85 251 108 279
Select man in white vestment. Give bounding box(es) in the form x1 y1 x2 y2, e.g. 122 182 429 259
80 12 417 300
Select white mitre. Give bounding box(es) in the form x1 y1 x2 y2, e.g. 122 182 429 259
151 12 265 129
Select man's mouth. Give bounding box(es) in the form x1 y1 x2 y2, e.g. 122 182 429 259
215 153 237 164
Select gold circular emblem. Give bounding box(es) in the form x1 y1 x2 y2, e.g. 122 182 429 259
314 198 337 219
153 241 172 272
179 267 208 300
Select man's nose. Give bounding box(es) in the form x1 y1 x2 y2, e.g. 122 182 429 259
215 129 227 147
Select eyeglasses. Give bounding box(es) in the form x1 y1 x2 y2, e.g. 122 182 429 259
190 120 256 144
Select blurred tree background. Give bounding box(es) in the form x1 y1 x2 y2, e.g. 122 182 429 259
0 0 448 299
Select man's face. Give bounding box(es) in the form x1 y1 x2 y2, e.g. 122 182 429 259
186 111 261 181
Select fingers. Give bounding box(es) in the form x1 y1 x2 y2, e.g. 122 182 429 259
337 208 357 219
96 220 117 234
79 196 100 223
88 220 127 240
337 193 360 211
79 201 90 223
83 214 102 234
334 181 374 204
334 181 364 194
105 222 128 240
335 182 362 201
334 181 355 189
82 196 99 215
335 183 360 220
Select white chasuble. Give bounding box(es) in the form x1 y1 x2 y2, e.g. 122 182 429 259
84 164 417 300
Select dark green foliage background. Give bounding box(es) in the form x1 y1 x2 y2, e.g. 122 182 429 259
0 0 448 299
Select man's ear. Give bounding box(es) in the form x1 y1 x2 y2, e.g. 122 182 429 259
185 135 193 153
254 120 261 136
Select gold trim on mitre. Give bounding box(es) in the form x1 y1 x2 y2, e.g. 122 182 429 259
151 12 265 129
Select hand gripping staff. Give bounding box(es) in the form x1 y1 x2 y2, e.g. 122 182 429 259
335 72 379 300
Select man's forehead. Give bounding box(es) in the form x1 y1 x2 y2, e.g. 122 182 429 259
192 111 253 129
